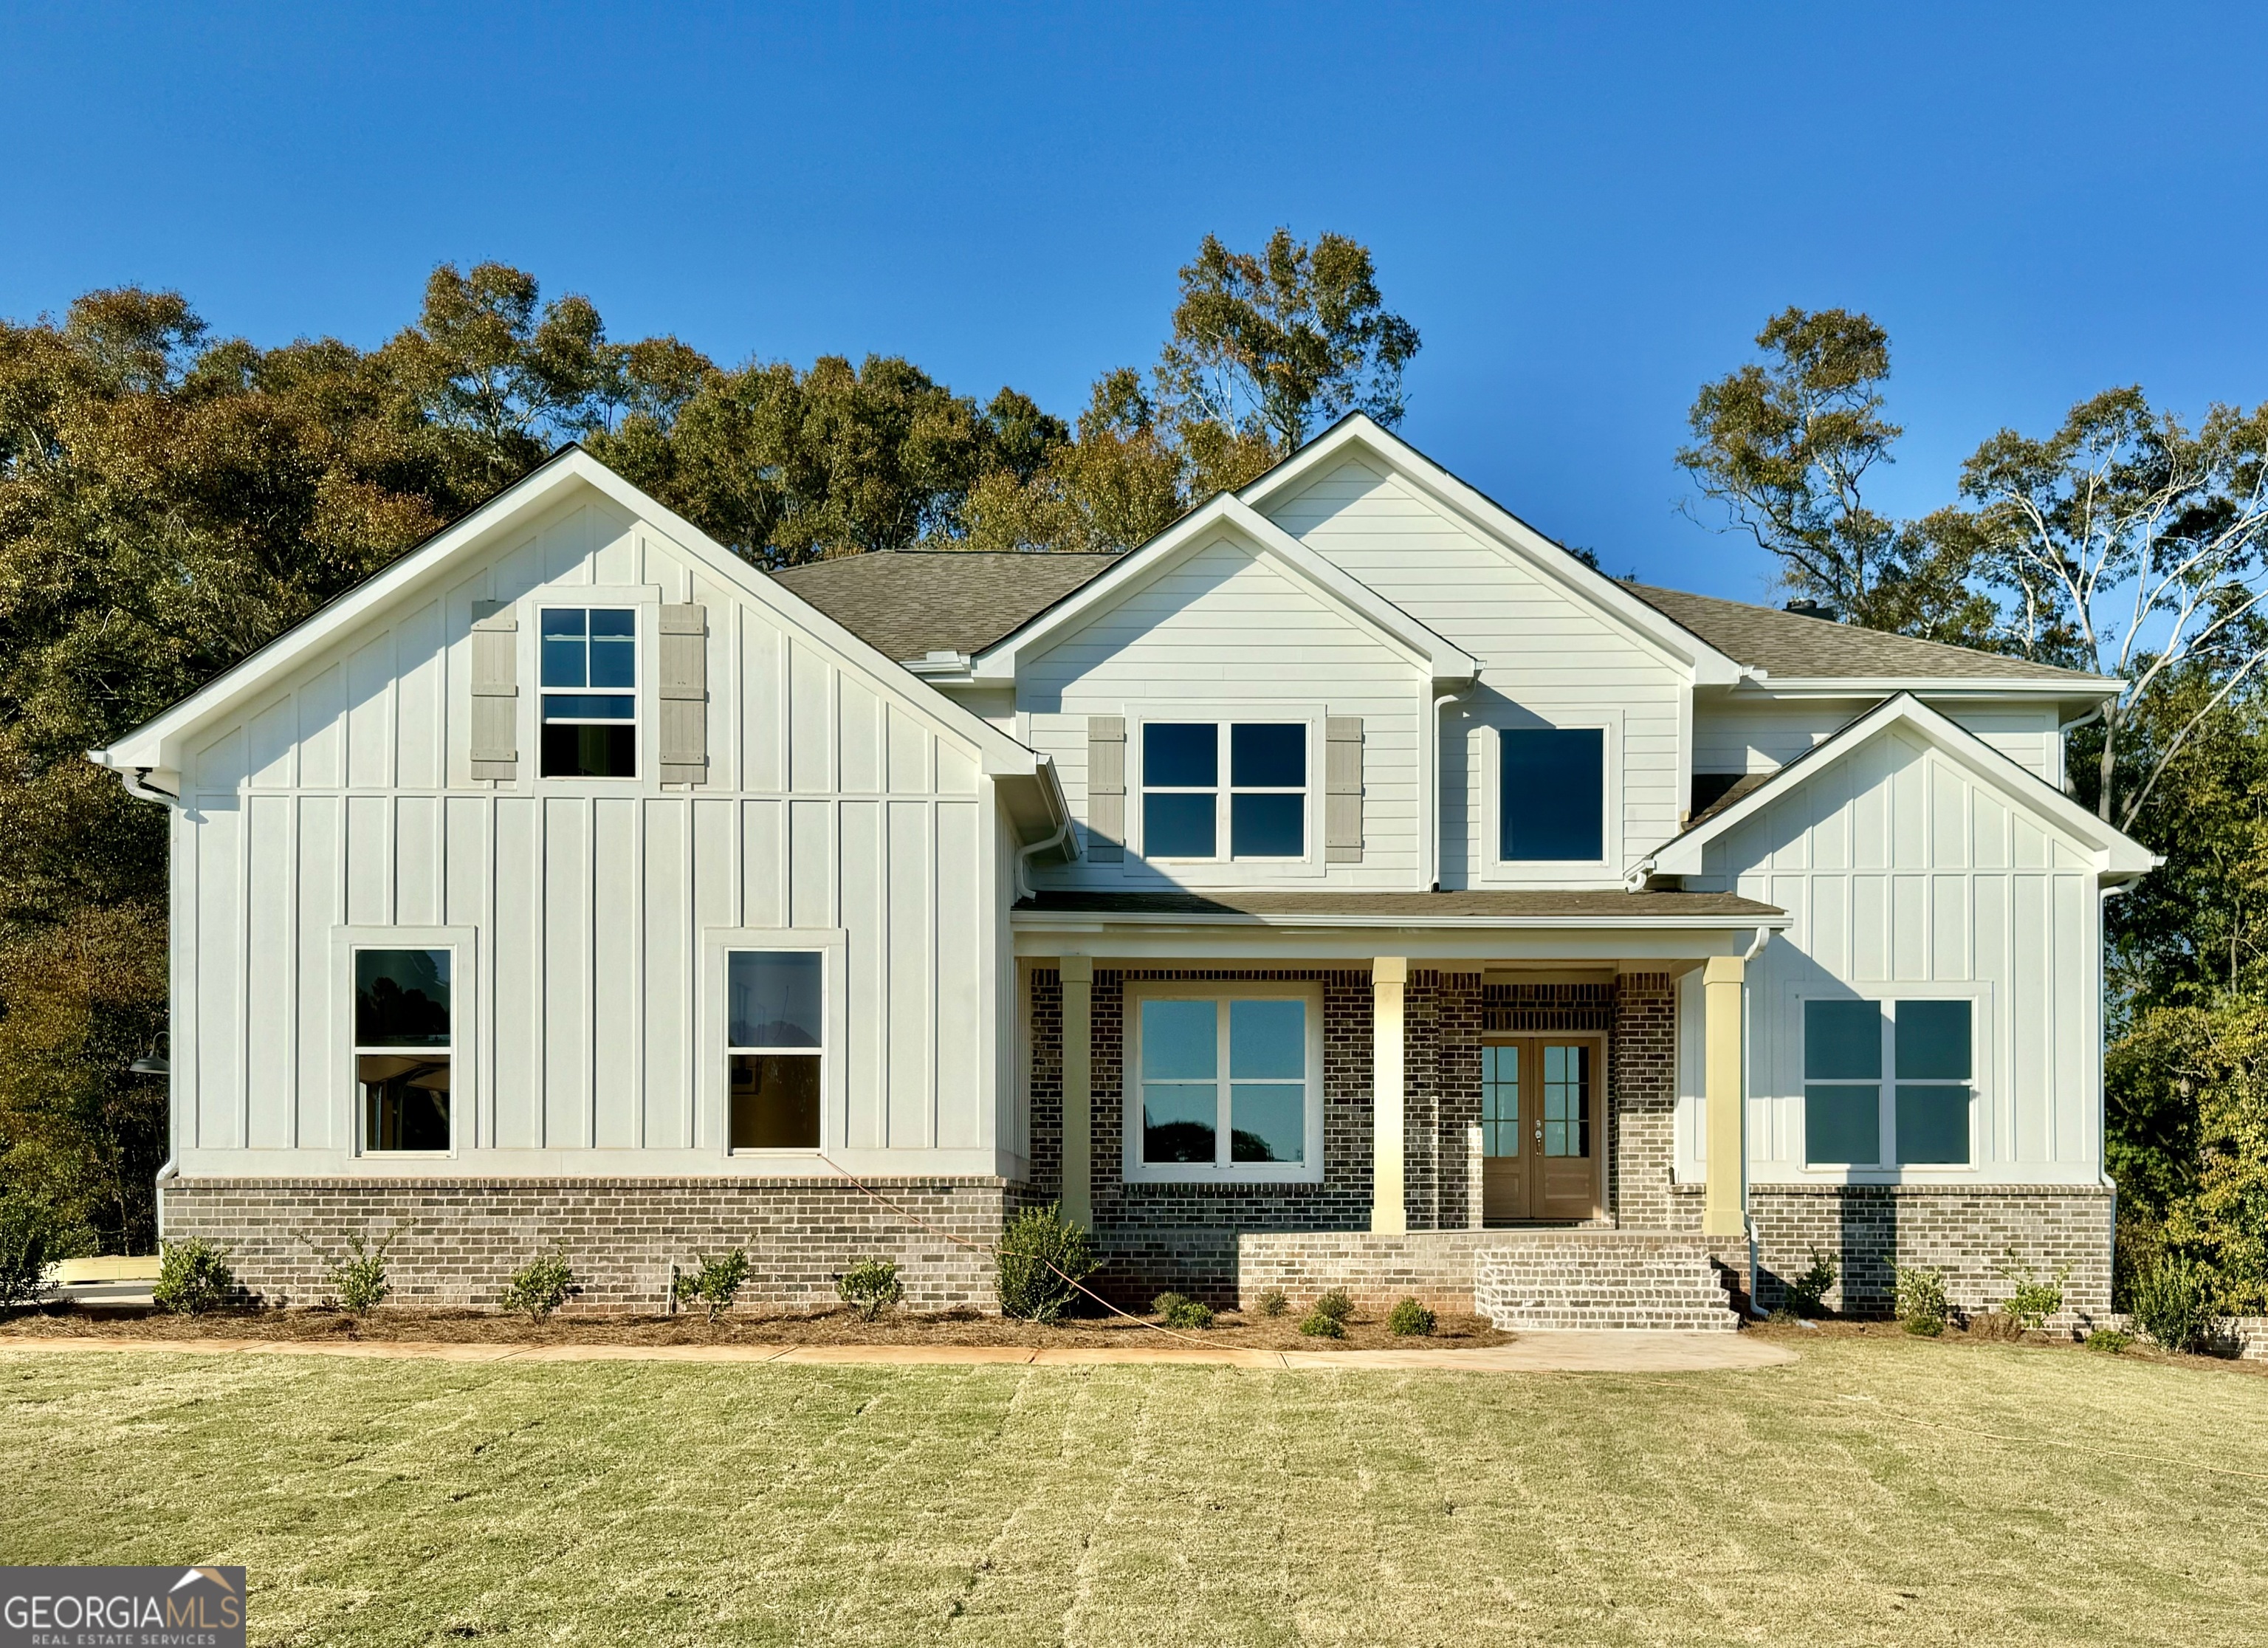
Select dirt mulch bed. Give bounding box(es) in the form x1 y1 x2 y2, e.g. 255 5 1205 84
1743 1313 2267 1376
1 1303 1513 1354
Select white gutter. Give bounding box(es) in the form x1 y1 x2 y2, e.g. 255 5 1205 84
1011 910 1793 931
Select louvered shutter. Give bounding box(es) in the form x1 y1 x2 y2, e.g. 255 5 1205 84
1325 716 1364 862
1085 715 1125 861
659 603 708 786
469 600 518 781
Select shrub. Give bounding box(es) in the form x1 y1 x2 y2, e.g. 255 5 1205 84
501 1248 577 1320
1297 1308 1346 1339
1386 1298 1436 1337
153 1237 236 1316
1257 1288 1289 1318
1312 1289 1355 1324
0 1194 88 1314
836 1259 904 1322
1783 1250 1838 1318
1996 1265 2066 1333
994 1204 1096 1323
2084 1328 2134 1355
328 1232 395 1314
674 1249 750 1325
1150 1291 1214 1331
2130 1254 2224 1354
1894 1266 1948 1337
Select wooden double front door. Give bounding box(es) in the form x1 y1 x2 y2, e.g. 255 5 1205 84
1480 1037 1604 1222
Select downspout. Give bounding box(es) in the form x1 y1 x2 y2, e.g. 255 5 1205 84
2097 879 2139 1262
97 758 186 1235
1741 923 1770 1314
1429 684 1470 892
1014 818 1073 902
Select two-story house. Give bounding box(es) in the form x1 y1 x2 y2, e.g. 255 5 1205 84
94 416 2154 1327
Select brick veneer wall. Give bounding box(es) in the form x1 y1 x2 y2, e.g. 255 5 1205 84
161 1176 1011 1313
1609 973 1678 1232
1236 1229 1749 1319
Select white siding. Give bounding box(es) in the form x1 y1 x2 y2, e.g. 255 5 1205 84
173 479 1001 1176
1693 698 2063 786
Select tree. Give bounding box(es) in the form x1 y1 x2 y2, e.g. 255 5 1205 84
1155 228 1420 456
962 369 1186 553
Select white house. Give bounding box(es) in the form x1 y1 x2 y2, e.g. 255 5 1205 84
94 417 2154 1326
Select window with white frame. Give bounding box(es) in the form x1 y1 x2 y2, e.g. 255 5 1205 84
1141 721 1306 859
727 950 823 1149
1803 998 1973 1167
1129 987 1319 1180
354 949 452 1153
1498 726 1605 861
540 606 636 777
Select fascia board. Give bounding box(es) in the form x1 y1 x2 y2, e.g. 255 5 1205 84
1007 909 1793 931
1240 416 1746 686
1652 693 2160 877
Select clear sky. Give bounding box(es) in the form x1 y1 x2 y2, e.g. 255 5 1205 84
4 2 2263 598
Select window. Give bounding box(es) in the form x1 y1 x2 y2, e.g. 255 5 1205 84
727 951 822 1150
1499 727 1604 861
355 949 451 1153
1140 721 1307 859
1803 998 1974 1167
1482 1045 1519 1157
1130 990 1318 1178
541 607 636 777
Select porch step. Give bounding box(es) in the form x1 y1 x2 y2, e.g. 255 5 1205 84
1475 1232 1740 1332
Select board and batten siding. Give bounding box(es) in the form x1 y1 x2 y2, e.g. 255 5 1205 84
1681 727 2102 1186
1021 529 1423 889
1262 456 1686 884
173 482 1004 1177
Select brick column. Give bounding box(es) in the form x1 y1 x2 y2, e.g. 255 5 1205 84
1371 957 1407 1234
1060 956 1093 1229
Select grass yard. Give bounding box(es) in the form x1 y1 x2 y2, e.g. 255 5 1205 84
3 1338 2263 1647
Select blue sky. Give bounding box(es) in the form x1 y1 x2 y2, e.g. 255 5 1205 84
5 2 2263 598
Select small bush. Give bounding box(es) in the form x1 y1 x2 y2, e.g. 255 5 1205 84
1151 1291 1214 1331
2130 1254 2223 1354
1996 1264 2065 1333
0 1194 89 1314
1297 1308 1346 1339
2084 1328 2134 1355
1894 1266 1948 1337
1257 1288 1289 1317
994 1203 1096 1323
328 1232 395 1314
674 1249 750 1325
501 1248 577 1320
836 1258 904 1322
1312 1289 1355 1324
1386 1298 1436 1337
154 1237 237 1316
1783 1250 1838 1318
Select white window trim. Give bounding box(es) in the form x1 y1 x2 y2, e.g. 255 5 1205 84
1126 708 1325 879
332 924 478 1160
701 927 849 1159
1787 983 1995 1181
514 580 662 793
1474 708 1623 888
1121 978 1326 1185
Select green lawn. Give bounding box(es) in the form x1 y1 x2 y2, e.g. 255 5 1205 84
3 1339 2262 1647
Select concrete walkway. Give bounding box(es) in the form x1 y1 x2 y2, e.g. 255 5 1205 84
0 1331 1793 1373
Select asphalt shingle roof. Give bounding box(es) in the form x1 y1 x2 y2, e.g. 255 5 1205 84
1013 890 1781 920
769 551 1120 662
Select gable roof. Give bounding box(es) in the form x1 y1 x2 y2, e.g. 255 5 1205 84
1645 693 2159 882
1626 584 2114 689
769 551 1121 663
89 449 1056 794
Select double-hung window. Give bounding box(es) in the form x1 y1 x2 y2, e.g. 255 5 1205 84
727 951 824 1150
1804 998 1974 1167
1129 986 1319 1181
1141 721 1307 859
1499 727 1605 861
355 949 452 1153
541 607 636 777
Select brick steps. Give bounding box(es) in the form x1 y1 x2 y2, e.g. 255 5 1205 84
1475 1232 1739 1332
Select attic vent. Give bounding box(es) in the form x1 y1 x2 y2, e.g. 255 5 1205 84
1783 598 1840 622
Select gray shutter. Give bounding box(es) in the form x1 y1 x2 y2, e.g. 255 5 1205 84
1325 716 1364 862
659 603 708 786
1086 715 1125 861
470 600 518 781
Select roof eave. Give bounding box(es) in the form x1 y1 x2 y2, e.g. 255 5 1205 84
1727 674 2120 700
1008 908 1790 930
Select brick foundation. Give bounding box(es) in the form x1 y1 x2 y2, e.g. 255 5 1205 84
160 1176 1014 1313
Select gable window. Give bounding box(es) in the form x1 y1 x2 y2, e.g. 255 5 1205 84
355 949 451 1153
1127 985 1321 1181
1804 998 1973 1167
727 950 823 1150
541 607 636 777
1141 721 1307 859
1499 727 1605 861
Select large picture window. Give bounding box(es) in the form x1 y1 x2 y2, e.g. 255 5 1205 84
1803 998 1974 1167
727 950 823 1150
540 607 636 777
1128 988 1319 1181
355 948 452 1153
1140 721 1307 860
1499 727 1605 861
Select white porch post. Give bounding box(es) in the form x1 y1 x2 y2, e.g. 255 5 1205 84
1702 953 1746 1240
1371 956 1408 1234
1059 956 1093 1230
